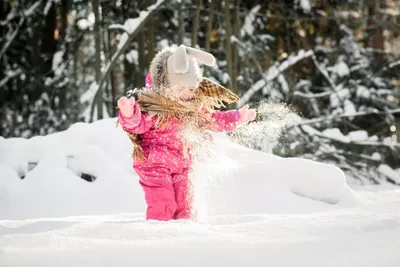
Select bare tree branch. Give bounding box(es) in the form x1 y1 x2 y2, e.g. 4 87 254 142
311 54 337 91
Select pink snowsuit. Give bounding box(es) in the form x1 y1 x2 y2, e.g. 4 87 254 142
118 102 240 221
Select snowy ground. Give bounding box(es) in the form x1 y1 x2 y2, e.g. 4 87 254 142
0 119 399 266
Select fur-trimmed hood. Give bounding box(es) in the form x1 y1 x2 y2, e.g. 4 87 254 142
149 46 175 92
149 44 216 92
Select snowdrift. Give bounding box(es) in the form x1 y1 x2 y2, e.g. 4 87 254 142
0 118 358 220
2 119 400 267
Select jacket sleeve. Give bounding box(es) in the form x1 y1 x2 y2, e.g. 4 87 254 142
118 103 155 134
209 109 241 132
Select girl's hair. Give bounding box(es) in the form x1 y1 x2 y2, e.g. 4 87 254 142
119 76 239 162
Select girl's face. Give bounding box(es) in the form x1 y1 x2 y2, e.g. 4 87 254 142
170 85 197 101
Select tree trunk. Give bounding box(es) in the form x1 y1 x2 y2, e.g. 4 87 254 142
89 0 168 121
136 0 147 87
108 30 118 117
147 0 156 67
93 0 103 119
191 0 202 47
60 0 70 41
178 2 184 44
367 0 385 60
205 0 215 76
224 0 234 91
232 0 240 94
40 2 57 76
122 0 135 92
101 0 110 110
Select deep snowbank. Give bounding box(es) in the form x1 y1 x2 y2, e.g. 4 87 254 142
1 119 400 267
0 118 358 220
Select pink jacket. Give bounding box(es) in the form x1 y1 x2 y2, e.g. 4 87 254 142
118 103 240 172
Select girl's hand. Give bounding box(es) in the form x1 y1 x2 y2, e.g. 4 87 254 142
117 96 135 118
238 104 256 124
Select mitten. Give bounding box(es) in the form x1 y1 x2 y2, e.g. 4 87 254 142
117 96 136 118
238 104 256 124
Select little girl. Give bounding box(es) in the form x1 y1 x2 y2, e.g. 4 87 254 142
117 44 256 221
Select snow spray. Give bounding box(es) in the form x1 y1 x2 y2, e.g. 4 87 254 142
188 100 301 222
230 100 301 152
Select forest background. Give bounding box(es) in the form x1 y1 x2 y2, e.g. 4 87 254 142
1 0 399 185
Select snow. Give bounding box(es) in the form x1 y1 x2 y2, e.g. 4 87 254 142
240 50 314 105
323 128 350 143
1 118 400 266
378 165 400 184
222 72 230 84
77 18 91 30
330 88 350 107
372 152 382 161
330 60 350 78
51 51 64 76
348 130 368 142
79 82 110 122
157 39 170 50
373 78 387 88
24 1 41 16
80 81 98 105
0 69 22 88
118 0 166 35
301 125 321 136
43 0 53 15
312 127 384 146
298 0 311 13
343 99 356 119
277 74 289 93
113 0 166 52
356 85 370 98
240 5 261 36
126 49 138 64
117 32 129 50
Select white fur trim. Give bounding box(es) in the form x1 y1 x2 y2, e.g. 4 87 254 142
149 44 215 91
169 44 189 73
186 47 216 66
167 55 200 88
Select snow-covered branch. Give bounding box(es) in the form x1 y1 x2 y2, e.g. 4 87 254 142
289 108 400 129
316 130 400 149
239 49 314 106
231 36 271 104
89 0 167 122
240 5 261 37
0 17 24 60
108 24 130 32
0 69 22 88
23 1 41 16
0 2 41 60
293 91 332 99
379 60 400 74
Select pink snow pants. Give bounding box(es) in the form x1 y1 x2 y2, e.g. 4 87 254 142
134 165 192 221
